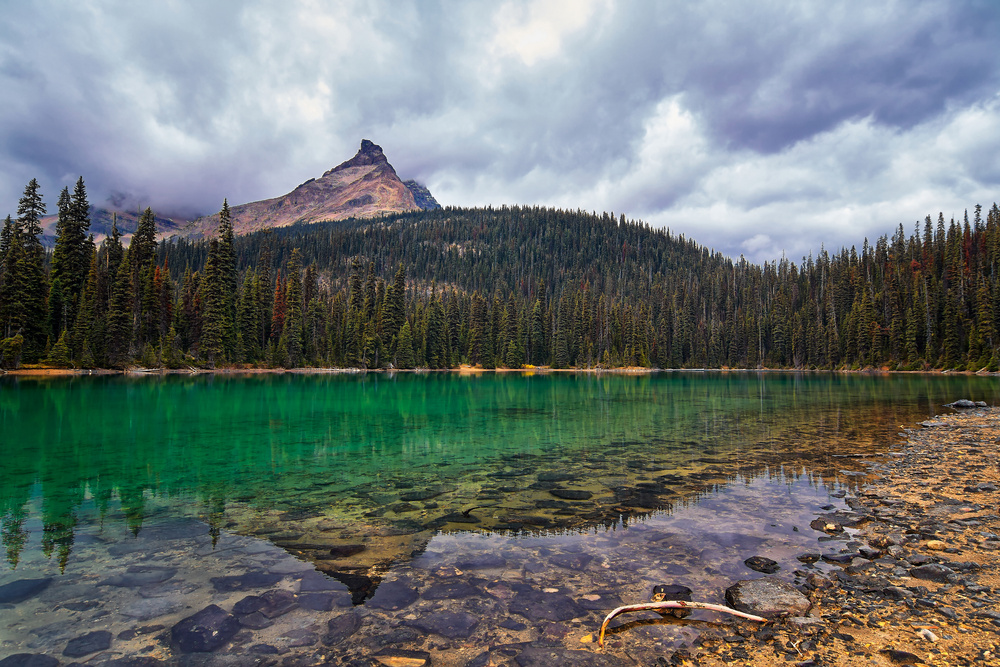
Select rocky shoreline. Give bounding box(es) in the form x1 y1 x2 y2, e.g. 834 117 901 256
654 406 1000 666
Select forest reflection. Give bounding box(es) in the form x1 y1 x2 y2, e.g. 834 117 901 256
2 371 996 570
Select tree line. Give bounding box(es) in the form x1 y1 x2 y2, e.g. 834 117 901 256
1 177 998 371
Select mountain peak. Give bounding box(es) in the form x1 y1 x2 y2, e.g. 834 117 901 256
325 139 389 176
178 139 434 239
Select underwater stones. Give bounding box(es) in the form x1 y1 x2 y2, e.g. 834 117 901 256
508 588 587 622
298 570 349 593
367 578 419 611
421 580 481 600
725 578 811 619
744 555 780 574
63 630 112 657
0 655 60 667
257 589 297 618
120 596 185 621
550 489 593 500
209 572 282 592
408 611 479 638
323 610 363 646
549 553 593 570
537 472 574 483
326 544 366 558
108 567 177 587
456 553 507 570
170 604 240 653
0 578 52 604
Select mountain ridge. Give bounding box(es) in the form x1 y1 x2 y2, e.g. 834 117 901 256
177 140 436 239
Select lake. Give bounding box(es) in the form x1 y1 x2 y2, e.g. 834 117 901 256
0 371 996 664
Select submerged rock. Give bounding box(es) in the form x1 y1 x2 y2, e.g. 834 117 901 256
725 578 811 618
0 655 60 667
744 556 781 574
0 579 52 604
367 577 419 611
408 610 479 638
63 630 112 658
170 604 240 653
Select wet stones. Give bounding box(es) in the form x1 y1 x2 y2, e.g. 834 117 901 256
550 489 593 500
549 552 593 570
170 604 240 653
323 610 363 646
63 630 112 658
367 577 419 611
209 572 282 592
0 655 60 667
0 578 51 604
724 578 812 619
100 567 176 588
407 611 479 638
744 555 780 574
421 580 481 600
909 563 956 583
508 587 587 622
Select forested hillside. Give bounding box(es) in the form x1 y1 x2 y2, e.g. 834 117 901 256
1 176 998 371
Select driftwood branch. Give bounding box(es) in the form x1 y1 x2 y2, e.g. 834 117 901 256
598 601 767 647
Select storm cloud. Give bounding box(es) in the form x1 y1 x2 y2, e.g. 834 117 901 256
1 0 998 261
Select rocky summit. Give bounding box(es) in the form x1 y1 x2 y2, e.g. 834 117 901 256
180 140 435 238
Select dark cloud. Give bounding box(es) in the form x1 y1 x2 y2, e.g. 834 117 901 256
1 0 998 262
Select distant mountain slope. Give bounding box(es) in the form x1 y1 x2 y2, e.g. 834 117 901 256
403 180 441 210
178 140 432 239
40 207 187 248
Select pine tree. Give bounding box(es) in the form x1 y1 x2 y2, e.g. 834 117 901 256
199 240 224 366
217 200 238 356
396 320 415 369
284 249 304 367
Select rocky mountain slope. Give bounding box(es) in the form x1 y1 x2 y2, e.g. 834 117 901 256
179 140 434 239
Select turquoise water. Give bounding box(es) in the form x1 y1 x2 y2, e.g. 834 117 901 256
0 371 996 663
1 371 996 570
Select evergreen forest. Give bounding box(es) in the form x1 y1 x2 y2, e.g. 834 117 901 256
1 177 999 372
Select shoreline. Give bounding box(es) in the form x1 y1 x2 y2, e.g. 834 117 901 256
2 365 997 377
679 406 1000 666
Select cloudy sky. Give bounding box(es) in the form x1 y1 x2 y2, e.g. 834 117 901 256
2 1 998 262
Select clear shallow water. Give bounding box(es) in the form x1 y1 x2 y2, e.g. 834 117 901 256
1 371 997 663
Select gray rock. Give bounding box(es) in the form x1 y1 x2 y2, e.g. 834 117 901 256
549 553 593 570
744 556 780 574
0 654 60 667
209 572 281 592
421 581 481 600
408 611 479 638
508 588 587 622
0 579 53 604
170 604 240 652
367 577 419 611
946 399 977 409
121 596 184 621
910 563 955 582
63 630 112 657
725 578 812 619
323 610 363 645
101 568 176 588
550 489 593 500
